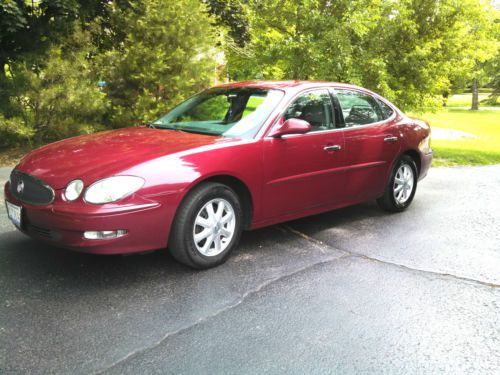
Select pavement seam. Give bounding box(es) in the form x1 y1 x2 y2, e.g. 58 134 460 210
282 224 500 289
94 252 350 374
272 225 348 255
95 223 498 373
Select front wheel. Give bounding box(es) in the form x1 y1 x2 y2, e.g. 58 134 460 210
377 155 418 212
169 182 243 269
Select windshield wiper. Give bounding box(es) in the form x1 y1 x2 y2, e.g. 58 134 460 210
153 124 193 134
150 123 178 131
150 124 218 136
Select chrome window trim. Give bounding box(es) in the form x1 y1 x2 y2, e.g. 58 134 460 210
374 97 396 120
264 86 398 140
332 87 397 127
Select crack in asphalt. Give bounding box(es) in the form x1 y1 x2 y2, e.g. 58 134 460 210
96 223 499 373
273 225 347 255
95 251 349 374
282 224 500 289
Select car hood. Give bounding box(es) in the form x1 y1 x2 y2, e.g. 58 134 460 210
15 127 228 189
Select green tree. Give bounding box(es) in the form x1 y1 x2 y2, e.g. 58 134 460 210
205 0 250 47
227 0 496 111
98 0 220 126
460 4 499 110
484 50 500 104
0 0 93 75
0 0 132 121
469 9 500 109
0 29 109 146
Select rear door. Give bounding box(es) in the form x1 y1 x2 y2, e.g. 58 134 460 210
332 88 401 201
262 89 346 219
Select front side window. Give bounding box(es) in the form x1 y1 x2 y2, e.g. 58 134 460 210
153 88 284 138
335 90 382 127
283 90 335 131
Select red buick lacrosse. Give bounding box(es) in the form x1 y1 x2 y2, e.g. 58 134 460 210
4 81 432 268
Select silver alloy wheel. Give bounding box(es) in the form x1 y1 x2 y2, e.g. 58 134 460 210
393 163 414 205
193 198 236 257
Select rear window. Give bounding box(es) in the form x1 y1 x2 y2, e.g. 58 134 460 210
377 99 394 120
335 90 382 126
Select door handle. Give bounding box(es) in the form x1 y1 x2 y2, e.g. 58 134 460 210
384 136 398 143
323 145 342 152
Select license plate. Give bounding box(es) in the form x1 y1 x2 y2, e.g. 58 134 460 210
5 201 22 228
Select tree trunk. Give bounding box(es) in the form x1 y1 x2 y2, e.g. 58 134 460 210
0 57 6 78
471 78 479 110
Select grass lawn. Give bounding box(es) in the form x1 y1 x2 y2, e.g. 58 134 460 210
445 93 495 107
416 108 500 166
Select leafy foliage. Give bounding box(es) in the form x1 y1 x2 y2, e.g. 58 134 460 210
205 0 250 47
226 0 498 111
98 0 218 126
0 30 109 147
0 0 498 148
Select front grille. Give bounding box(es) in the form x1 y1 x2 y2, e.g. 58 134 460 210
10 170 55 206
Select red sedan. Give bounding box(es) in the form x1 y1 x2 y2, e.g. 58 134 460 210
4 81 432 268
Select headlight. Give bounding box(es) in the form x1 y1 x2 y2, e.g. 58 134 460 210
84 176 145 204
65 179 84 201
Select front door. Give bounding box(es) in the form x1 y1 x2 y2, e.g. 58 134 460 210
262 89 346 219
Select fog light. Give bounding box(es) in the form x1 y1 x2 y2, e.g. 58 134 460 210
83 230 128 240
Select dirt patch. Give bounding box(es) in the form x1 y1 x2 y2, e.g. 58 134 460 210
0 148 30 167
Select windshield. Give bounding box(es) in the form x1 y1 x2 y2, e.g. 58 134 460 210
153 87 284 138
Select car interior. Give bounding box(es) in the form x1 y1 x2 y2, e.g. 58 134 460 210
344 105 379 126
284 94 334 131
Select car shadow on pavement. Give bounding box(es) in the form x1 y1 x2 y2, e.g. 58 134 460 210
286 200 387 235
0 225 307 287
0 200 387 289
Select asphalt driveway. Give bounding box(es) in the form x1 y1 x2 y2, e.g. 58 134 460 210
0 165 499 374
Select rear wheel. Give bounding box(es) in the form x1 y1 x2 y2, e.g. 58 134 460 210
169 182 243 269
377 155 418 212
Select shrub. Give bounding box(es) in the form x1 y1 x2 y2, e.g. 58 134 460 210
98 0 220 127
0 31 109 147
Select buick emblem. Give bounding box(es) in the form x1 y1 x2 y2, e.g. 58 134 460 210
17 180 24 195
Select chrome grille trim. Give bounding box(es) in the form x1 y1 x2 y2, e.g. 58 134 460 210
9 170 55 206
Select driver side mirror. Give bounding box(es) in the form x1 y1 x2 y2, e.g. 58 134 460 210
269 118 312 138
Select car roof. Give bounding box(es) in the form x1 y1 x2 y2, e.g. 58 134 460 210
213 80 401 115
214 80 366 92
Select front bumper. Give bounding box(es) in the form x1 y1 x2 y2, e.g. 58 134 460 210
4 182 175 255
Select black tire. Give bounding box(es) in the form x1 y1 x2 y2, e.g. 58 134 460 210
168 182 243 269
377 155 418 212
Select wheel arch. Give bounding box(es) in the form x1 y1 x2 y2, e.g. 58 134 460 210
401 149 421 177
179 174 254 230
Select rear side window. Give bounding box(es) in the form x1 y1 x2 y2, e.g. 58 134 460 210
377 98 394 120
335 89 382 127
